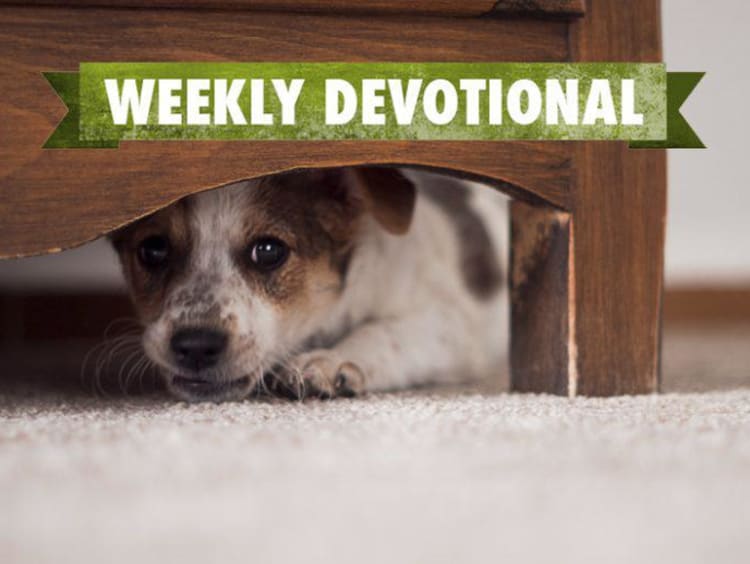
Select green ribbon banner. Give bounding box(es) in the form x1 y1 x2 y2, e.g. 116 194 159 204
43 63 704 149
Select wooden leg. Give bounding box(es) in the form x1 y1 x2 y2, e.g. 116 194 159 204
569 143 666 396
510 142 666 397
510 200 572 396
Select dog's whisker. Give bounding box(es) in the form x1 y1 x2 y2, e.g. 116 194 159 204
83 339 119 396
128 354 156 396
102 317 142 340
80 339 109 392
255 363 269 397
118 347 146 394
136 357 156 394
266 351 307 400
116 347 141 388
95 340 138 387
121 355 143 395
82 332 143 398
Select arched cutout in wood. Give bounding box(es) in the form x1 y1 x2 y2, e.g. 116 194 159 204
0 145 573 259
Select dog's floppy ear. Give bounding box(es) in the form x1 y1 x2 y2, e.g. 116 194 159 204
347 167 416 235
305 166 416 237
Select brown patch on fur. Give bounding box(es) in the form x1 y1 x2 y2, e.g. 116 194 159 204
230 170 363 310
240 167 413 302
351 167 416 235
110 200 192 322
421 177 503 301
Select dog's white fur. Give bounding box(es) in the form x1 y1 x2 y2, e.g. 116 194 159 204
292 172 508 391
123 169 508 400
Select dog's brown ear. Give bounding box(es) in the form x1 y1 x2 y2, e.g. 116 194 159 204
349 167 416 235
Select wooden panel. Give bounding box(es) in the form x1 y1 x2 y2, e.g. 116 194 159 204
0 0 585 18
566 0 667 395
663 288 750 326
510 201 572 395
0 6 572 259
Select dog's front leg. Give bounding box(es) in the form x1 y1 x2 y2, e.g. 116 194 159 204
272 307 482 398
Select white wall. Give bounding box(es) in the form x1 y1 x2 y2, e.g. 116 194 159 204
0 0 747 291
662 0 750 284
0 240 124 292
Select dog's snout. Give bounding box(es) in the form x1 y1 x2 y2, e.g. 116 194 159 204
170 328 228 371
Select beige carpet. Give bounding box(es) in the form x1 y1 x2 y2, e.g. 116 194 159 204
1 325 750 564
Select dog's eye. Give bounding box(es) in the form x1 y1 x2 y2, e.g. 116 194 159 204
249 237 289 271
138 235 170 269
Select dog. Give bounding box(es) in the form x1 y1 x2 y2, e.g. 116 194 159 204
111 167 507 402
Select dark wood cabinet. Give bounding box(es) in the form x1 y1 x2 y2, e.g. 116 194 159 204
0 0 666 396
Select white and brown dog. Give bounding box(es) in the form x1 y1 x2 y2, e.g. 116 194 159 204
112 168 507 402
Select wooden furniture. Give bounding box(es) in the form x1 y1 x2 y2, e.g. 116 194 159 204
0 0 666 397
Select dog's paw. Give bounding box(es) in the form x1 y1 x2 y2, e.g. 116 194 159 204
269 350 366 399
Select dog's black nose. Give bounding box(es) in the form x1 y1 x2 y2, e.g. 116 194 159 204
170 328 228 371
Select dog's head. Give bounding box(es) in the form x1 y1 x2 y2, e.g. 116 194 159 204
111 167 415 401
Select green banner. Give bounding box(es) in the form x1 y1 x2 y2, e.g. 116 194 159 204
43 63 703 149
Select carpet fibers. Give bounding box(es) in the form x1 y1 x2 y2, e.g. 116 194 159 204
1 325 749 564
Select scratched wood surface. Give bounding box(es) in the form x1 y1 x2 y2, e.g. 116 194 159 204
0 0 585 17
509 0 667 396
0 6 571 259
510 201 571 396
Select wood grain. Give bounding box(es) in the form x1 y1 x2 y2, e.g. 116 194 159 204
505 0 667 397
0 0 584 18
510 200 572 395
0 6 571 259
663 288 750 326
567 0 666 395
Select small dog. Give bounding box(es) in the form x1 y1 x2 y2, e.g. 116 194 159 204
111 167 507 402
